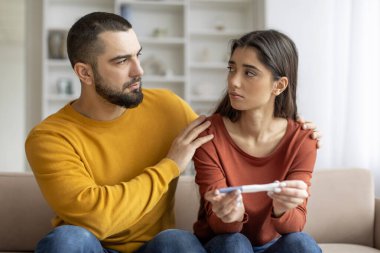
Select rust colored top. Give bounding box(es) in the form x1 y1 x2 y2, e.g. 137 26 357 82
193 114 317 246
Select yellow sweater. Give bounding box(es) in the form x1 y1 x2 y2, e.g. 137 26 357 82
25 89 197 252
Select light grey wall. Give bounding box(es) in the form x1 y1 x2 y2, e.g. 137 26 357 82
25 0 43 171
0 0 42 171
0 0 26 171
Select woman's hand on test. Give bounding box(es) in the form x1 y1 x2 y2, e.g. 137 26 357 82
204 189 245 223
267 180 308 217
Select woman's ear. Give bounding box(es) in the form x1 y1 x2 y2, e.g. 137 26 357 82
272 77 288 96
73 62 94 86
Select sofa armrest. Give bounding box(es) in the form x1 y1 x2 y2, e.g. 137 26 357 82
0 172 54 251
375 198 380 249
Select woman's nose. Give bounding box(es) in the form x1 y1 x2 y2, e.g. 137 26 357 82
229 73 241 88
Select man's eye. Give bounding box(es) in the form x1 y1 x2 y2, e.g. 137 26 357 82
137 52 142 58
117 59 128 64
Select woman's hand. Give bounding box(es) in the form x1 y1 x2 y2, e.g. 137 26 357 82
267 180 308 217
204 189 245 223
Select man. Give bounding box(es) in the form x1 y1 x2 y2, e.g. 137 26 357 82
25 12 320 253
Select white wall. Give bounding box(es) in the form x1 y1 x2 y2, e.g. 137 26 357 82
264 0 336 169
0 0 26 171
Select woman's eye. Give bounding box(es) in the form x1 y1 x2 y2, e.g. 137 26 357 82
246 71 256 77
227 66 235 72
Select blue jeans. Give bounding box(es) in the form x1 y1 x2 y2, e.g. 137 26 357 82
134 229 207 253
204 232 321 253
34 225 118 253
36 226 205 253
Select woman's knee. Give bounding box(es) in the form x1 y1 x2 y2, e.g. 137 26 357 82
205 233 253 253
154 229 200 245
142 229 206 253
280 232 321 252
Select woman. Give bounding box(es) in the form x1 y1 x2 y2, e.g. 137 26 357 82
193 30 321 253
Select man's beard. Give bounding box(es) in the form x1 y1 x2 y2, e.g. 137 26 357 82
93 69 144 109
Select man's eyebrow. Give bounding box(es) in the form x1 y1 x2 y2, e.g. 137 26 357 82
109 47 143 62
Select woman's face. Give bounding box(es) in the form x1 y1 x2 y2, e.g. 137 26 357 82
227 47 277 113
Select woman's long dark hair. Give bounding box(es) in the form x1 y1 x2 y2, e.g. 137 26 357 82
215 29 299 122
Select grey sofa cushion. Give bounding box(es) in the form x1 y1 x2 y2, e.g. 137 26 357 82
304 168 374 246
320 243 380 253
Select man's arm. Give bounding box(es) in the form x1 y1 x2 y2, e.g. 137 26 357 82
166 115 214 173
25 117 213 240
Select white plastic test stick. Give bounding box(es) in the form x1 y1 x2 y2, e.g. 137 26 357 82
218 182 282 194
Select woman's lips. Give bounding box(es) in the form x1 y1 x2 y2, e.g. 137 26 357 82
229 91 244 99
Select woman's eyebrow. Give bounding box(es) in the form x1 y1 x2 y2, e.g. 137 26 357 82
242 64 261 72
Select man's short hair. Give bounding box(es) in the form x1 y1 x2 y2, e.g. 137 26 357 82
67 12 132 68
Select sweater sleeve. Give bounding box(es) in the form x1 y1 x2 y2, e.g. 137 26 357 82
271 133 317 234
194 140 248 234
25 130 180 240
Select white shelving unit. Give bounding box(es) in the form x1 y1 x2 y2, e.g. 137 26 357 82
42 0 115 118
42 0 263 119
116 0 187 100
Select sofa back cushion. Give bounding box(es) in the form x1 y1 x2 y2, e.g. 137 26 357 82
304 168 374 247
175 175 200 231
0 173 54 252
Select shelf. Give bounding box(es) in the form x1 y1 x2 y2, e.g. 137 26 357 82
143 75 185 83
120 1 184 38
190 29 247 37
189 62 227 69
45 0 114 30
191 0 250 3
118 0 184 7
139 37 185 45
50 0 113 3
190 0 251 9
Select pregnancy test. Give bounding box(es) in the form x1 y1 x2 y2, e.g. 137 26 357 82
218 182 284 194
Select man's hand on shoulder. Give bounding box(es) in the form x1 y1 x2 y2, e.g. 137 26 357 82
296 116 322 149
166 115 214 173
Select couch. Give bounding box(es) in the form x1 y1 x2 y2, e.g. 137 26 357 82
0 168 379 253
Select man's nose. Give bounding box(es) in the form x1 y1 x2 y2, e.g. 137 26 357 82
130 58 144 77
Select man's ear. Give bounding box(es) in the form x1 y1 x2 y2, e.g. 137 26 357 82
73 62 94 86
272 77 288 96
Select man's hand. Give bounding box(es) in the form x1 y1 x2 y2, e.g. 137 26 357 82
166 115 214 173
267 180 308 217
296 116 322 148
204 189 245 223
